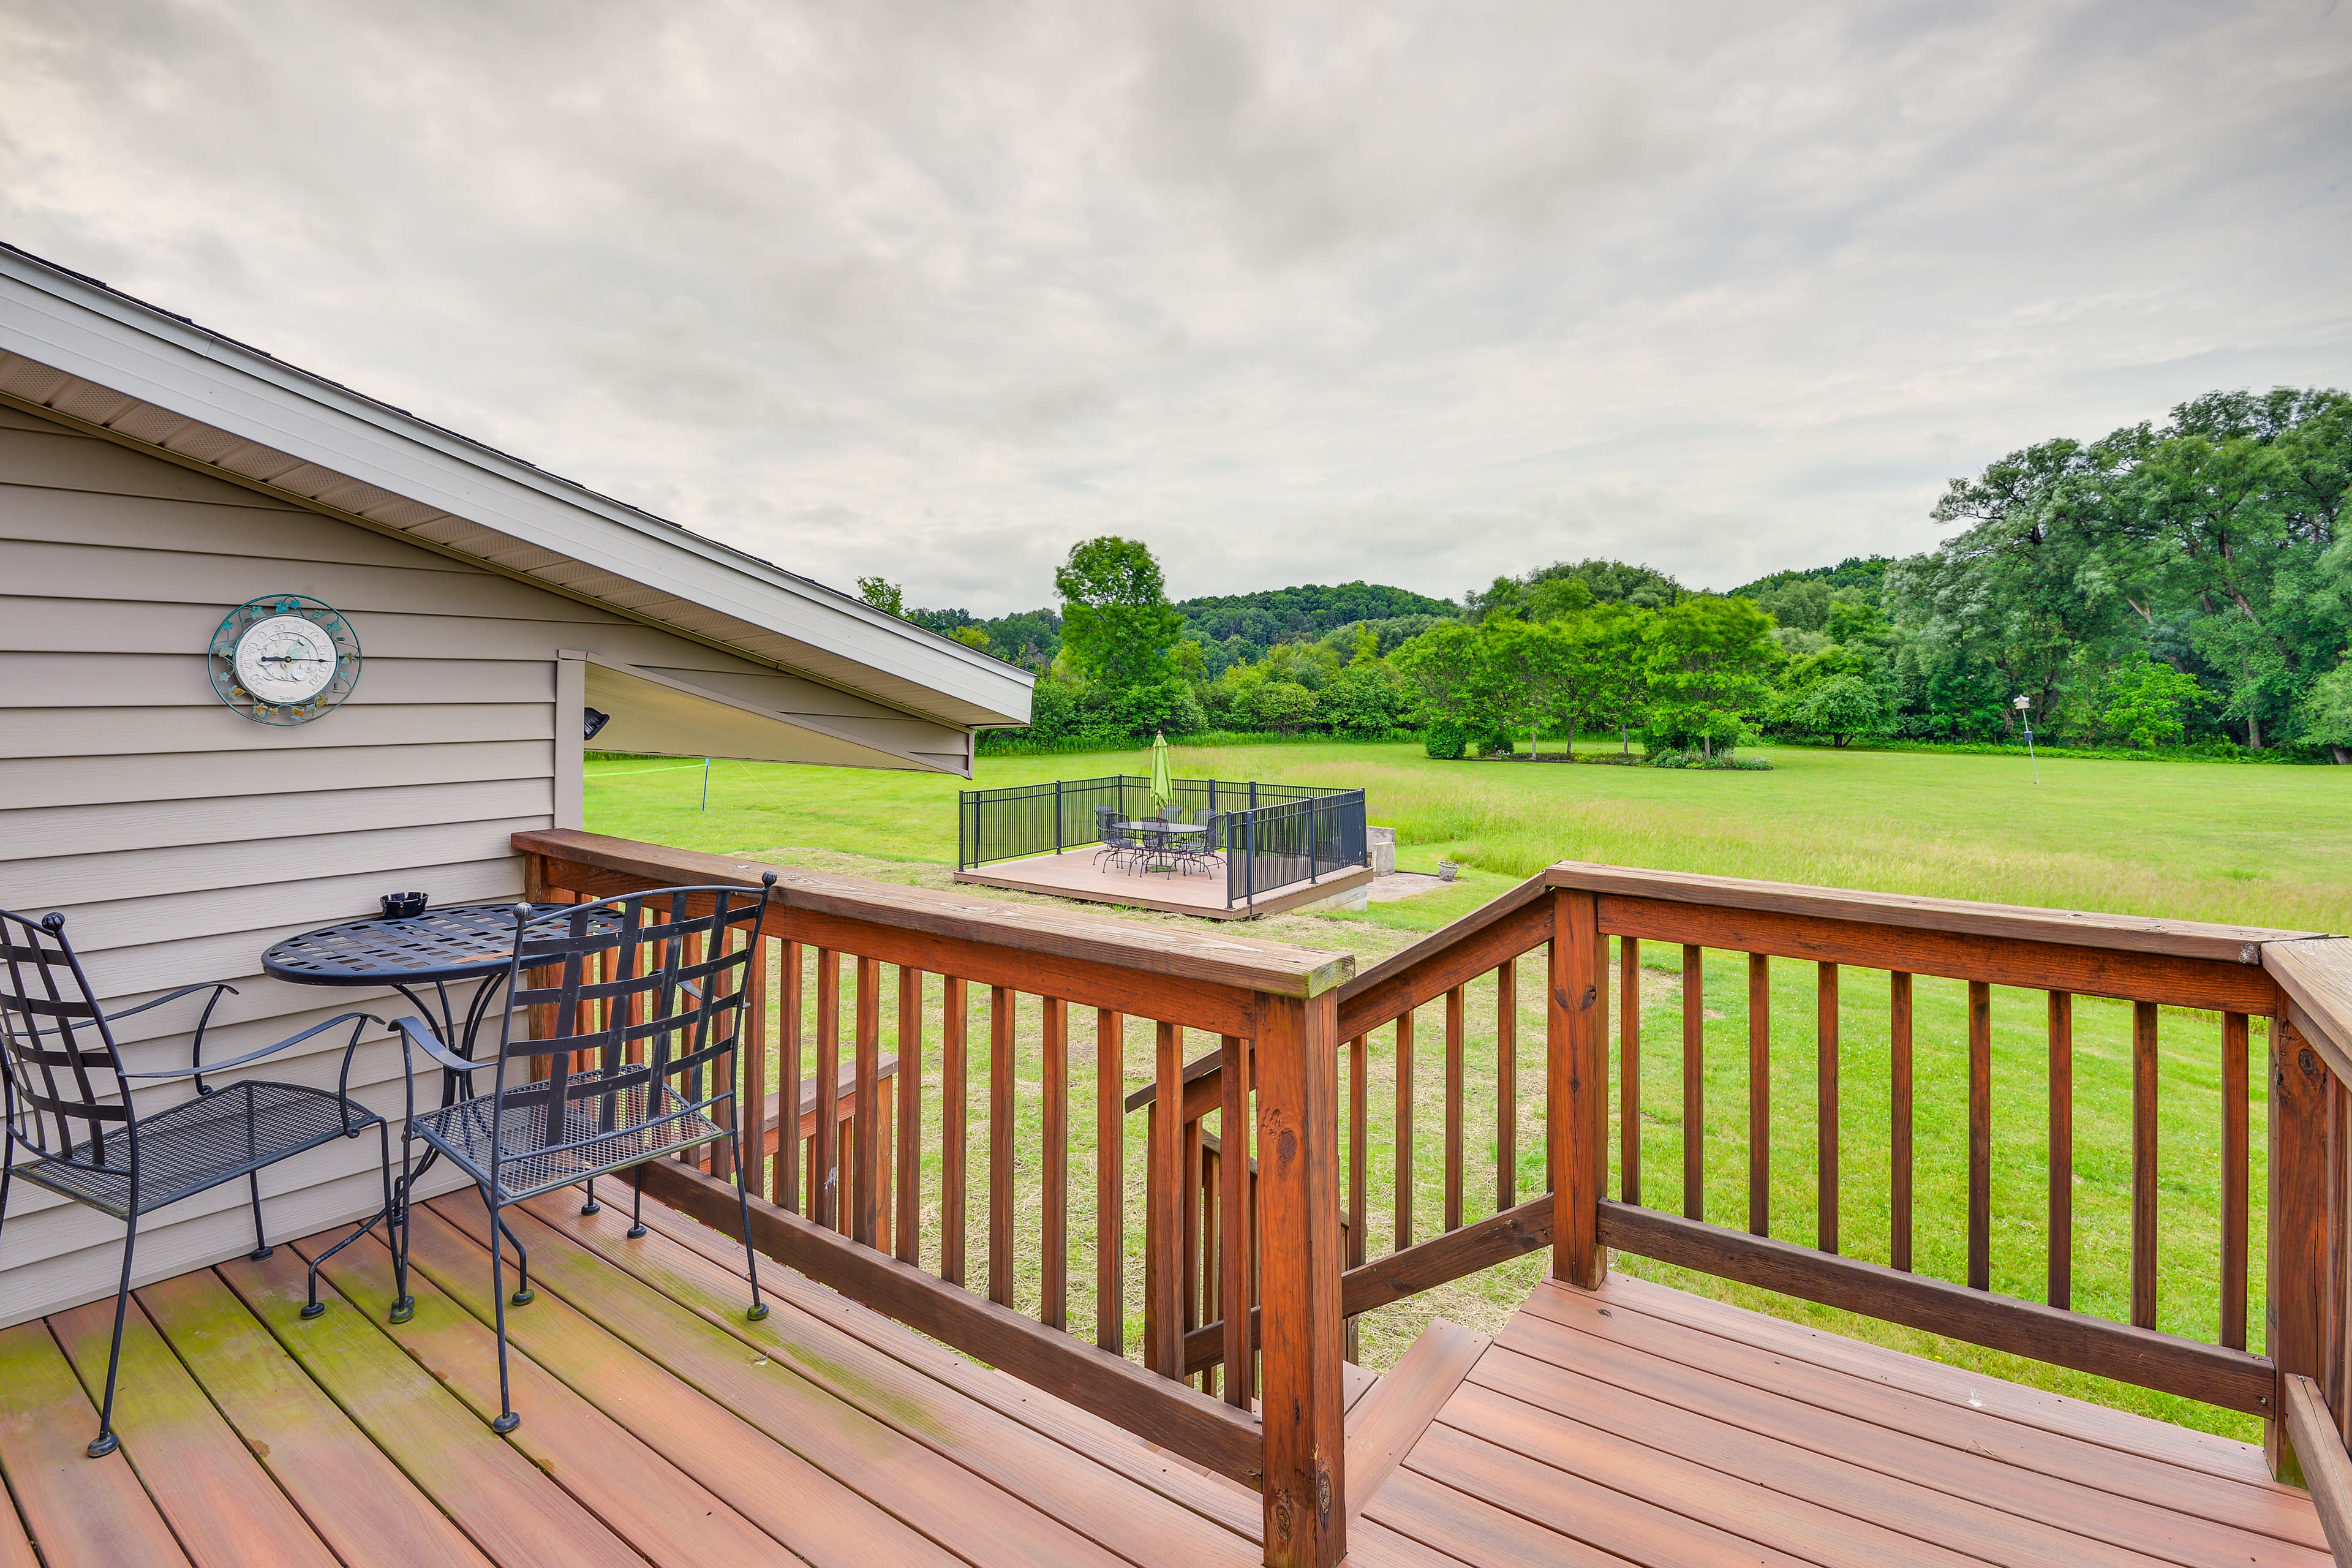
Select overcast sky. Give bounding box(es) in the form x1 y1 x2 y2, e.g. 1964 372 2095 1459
4 2 2348 612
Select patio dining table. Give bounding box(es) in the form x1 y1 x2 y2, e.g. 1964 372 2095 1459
260 900 632 1308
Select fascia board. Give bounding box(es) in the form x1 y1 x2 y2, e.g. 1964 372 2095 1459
0 249 1033 725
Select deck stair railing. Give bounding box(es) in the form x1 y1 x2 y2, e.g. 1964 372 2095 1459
516 829 2352 1567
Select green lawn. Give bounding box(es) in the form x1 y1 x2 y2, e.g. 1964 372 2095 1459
587 741 2350 1440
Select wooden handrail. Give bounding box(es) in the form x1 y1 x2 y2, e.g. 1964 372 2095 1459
2283 1375 2352 1562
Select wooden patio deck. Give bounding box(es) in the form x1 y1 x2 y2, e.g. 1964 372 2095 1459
1366 1273 2330 1568
956 848 1374 920
0 1187 1427 1568
1 1178 2324 1568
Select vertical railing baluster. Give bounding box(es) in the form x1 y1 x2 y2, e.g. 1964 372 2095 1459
2222 1010 2249 1351
1043 997 1069 1330
990 986 1016 1308
1346 1030 1366 1363
1148 1020 1183 1376
1620 937 1640 1206
1682 944 1703 1221
2132 999 2159 1329
1095 1008 1124 1354
1817 960 1838 1254
774 940 799 1210
1748 952 1770 1238
1393 1009 1414 1250
1496 962 1517 1213
1444 987 1465 1231
896 967 923 1266
2048 990 2073 1309
814 949 842 1231
854 956 882 1246
1967 980 1992 1292
941 975 968 1286
1221 1031 1253 1408
1891 971 1913 1272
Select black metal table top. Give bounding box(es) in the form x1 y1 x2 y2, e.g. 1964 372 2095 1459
262 903 630 987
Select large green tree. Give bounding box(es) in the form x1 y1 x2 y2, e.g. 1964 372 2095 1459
1643 595 1782 756
1055 536 1185 689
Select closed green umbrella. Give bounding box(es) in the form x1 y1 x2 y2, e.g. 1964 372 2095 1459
1149 731 1174 812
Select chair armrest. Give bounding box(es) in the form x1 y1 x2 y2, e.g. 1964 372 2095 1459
121 1011 383 1083
394 1016 491 1077
104 980 236 1025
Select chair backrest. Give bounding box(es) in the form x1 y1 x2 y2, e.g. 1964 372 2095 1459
1199 812 1227 850
482 880 777 1169
0 908 134 1175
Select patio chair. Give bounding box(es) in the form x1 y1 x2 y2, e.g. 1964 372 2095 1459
1182 812 1228 876
0 906 391 1459
1091 805 1128 869
390 876 777 1434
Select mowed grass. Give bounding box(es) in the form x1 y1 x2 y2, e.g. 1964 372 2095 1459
587 742 2351 1440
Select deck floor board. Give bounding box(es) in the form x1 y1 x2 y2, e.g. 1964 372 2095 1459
3 1194 2329 1568
1368 1277 2331 1568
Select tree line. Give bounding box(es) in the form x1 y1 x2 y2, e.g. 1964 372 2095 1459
858 383 2351 763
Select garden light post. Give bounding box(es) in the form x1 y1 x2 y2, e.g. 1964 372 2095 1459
2013 695 2039 784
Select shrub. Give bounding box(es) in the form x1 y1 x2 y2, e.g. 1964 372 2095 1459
1424 721 1467 760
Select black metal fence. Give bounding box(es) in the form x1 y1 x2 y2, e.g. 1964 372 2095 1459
957 774 1369 911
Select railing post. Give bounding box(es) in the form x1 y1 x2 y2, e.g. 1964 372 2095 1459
1254 988 1346 1568
1055 780 1065 855
1551 889 1607 1288
2269 1014 2337 1482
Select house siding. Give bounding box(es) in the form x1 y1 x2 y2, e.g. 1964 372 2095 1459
0 403 919 1324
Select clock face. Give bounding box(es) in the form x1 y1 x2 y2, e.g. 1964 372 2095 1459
208 596 363 725
234 616 338 703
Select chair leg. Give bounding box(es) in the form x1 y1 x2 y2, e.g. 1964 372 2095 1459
580 1175 600 1216
88 1210 140 1458
304 1123 398 1319
628 1162 647 1239
494 1213 534 1306
484 1189 520 1434
246 1170 273 1260
731 1133 769 1322
390 1130 417 1324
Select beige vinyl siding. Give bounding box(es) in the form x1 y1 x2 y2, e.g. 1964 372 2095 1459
0 404 909 1325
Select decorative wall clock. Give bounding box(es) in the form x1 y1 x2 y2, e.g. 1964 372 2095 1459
208 595 363 725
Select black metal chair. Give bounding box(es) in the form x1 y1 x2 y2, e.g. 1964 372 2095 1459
0 906 391 1458
390 878 777 1434
1091 805 1129 869
1182 812 1228 876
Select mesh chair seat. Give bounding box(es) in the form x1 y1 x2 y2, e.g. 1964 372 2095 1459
412 1074 723 1205
14 1079 382 1221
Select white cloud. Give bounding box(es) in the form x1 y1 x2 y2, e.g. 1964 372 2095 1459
2 0 2346 610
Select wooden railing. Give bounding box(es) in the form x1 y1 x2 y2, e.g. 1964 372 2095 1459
516 829 1355 1567
517 827 2352 1558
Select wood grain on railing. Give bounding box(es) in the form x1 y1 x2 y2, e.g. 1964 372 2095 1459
2132 1000 2159 1329
989 984 1014 1308
814 948 841 1230
854 956 882 1248
1221 1030 1253 1409
941 973 967 1286
1393 1011 1412 1251
2222 1009 2248 1351
1967 979 1991 1292
777 941 802 1212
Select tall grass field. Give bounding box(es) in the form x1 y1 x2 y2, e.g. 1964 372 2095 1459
587 741 2350 1440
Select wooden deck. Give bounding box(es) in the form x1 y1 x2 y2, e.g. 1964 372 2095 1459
0 1183 2328 1567
1365 1274 2331 1568
956 849 1373 919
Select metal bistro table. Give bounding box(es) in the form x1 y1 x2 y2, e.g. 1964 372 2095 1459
1116 819 1204 876
262 901 631 1317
